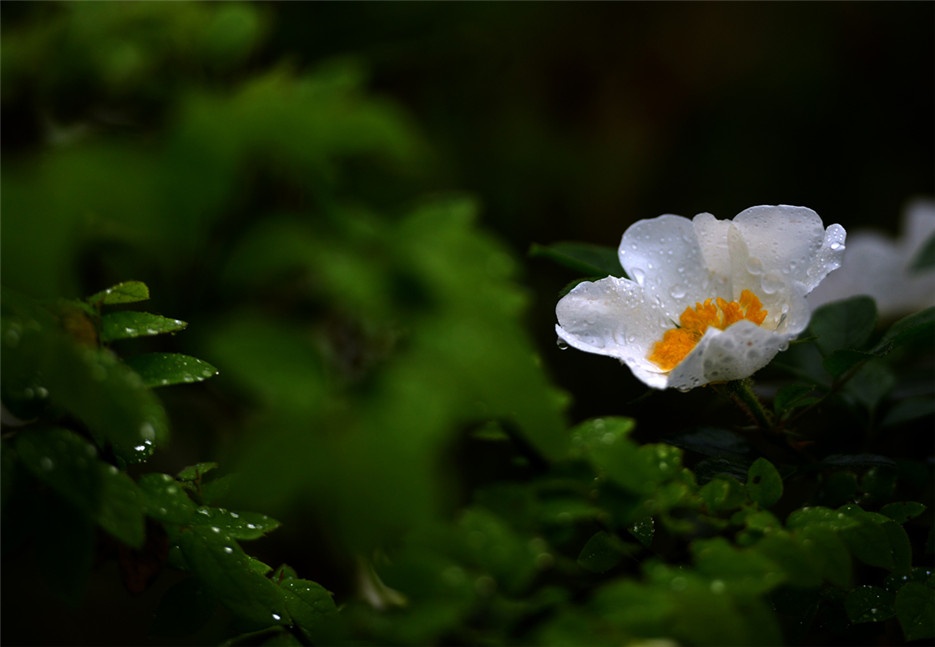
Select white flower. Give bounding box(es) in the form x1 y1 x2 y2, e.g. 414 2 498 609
807 199 935 317
555 205 846 390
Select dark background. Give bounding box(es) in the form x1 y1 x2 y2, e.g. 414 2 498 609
2 3 933 644
263 2 934 419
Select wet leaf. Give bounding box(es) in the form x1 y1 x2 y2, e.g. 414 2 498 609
577 531 627 574
138 473 197 524
178 525 289 628
845 585 896 624
3 317 169 463
627 517 655 548
100 311 187 342
895 582 935 641
15 427 145 547
125 353 218 388
189 506 281 540
880 502 927 524
280 578 338 643
87 281 150 306
747 458 783 508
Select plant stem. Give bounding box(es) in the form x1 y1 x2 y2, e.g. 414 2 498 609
725 378 774 433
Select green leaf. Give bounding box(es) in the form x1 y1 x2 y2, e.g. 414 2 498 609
577 531 628 574
699 476 746 513
2 316 169 463
753 531 823 588
845 585 896 623
280 578 338 644
747 458 783 508
125 353 218 388
15 427 145 547
895 582 935 641
882 396 935 427
822 349 872 378
842 360 894 411
872 306 935 355
663 427 751 459
809 297 877 355
189 506 281 541
910 231 935 271
773 384 822 417
795 527 853 588
177 462 219 482
881 502 927 524
138 473 197 524
178 525 289 628
627 517 655 548
100 311 187 342
529 241 624 277
87 281 150 306
691 537 785 594
837 505 907 571
150 577 216 638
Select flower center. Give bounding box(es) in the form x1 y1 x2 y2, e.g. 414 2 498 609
648 289 768 371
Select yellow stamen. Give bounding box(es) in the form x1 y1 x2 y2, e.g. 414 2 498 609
648 289 768 371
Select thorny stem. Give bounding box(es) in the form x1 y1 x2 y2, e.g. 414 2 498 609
725 378 774 433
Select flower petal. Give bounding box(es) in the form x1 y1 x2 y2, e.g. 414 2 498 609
618 215 713 319
666 321 789 390
733 205 843 293
555 276 670 389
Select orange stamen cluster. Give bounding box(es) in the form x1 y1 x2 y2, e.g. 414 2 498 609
648 289 768 371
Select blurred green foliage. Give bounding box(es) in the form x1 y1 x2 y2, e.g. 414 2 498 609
2 3 933 646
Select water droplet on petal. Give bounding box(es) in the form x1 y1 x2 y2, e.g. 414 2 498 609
556 337 569 350
669 285 686 299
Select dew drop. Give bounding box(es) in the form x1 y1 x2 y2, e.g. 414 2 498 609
145 328 157 335
223 546 234 554
630 268 646 284
669 285 686 300
830 241 842 250
211 526 221 533
246 523 257 530
556 337 569 351
271 613 281 622
125 328 137 336
230 512 240 519
134 445 146 452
